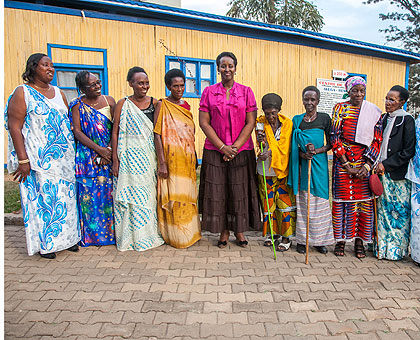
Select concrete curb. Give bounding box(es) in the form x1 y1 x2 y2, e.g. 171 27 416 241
4 213 24 226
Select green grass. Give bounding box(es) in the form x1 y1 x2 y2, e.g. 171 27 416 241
4 171 21 213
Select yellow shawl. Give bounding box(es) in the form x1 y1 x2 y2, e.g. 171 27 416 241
256 113 292 178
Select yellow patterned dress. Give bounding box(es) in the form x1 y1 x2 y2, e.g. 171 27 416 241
154 99 201 248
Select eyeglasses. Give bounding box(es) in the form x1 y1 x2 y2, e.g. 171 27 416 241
384 98 399 103
86 80 101 89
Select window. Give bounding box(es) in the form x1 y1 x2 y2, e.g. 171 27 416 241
47 44 108 103
165 56 216 98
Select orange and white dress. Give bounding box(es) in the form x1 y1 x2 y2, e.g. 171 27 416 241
154 99 201 248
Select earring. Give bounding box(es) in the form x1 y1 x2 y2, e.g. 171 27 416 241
235 72 237 75
218 72 220 75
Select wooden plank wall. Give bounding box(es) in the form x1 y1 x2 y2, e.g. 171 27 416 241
4 8 407 159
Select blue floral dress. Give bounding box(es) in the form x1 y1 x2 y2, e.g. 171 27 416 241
407 117 420 264
69 97 115 247
5 85 80 255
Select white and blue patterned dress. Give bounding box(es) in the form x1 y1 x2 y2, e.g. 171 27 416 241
5 85 80 256
407 117 420 264
113 98 164 251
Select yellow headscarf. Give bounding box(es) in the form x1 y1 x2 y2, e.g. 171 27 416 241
256 113 292 178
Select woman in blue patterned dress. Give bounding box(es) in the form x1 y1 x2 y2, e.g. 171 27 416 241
5 53 80 259
111 67 164 251
69 71 116 247
407 115 420 266
375 86 415 260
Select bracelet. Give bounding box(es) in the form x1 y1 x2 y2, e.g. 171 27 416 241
341 161 350 167
363 163 371 172
219 144 225 151
18 159 30 165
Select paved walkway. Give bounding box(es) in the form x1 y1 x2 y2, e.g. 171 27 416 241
5 223 420 340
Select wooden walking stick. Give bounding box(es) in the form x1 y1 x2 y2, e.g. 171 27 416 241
305 144 315 265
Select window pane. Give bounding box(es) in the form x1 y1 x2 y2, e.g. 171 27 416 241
92 72 100 79
201 80 211 92
186 79 196 93
62 89 78 103
169 61 181 70
185 63 196 78
57 71 77 87
201 64 211 79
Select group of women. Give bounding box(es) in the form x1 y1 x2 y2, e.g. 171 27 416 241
5 52 420 267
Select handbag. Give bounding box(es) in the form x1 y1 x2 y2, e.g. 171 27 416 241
369 171 383 196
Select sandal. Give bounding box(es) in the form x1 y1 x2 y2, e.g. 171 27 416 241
217 240 228 249
354 242 366 259
234 233 248 248
263 236 272 247
334 242 345 256
275 239 291 252
218 230 229 248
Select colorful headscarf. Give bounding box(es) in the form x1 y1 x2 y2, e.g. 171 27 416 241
345 76 366 93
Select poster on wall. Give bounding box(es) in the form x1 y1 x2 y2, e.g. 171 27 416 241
316 78 347 115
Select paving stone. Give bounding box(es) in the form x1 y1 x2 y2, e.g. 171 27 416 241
27 322 69 337
98 323 136 338
295 322 328 336
203 302 233 313
362 308 394 321
307 310 338 323
201 323 233 337
55 310 93 323
5 322 35 338
290 301 318 312
186 312 217 324
354 319 389 333
325 321 358 335
376 330 412 340
233 323 265 337
132 324 168 338
167 324 200 338
89 311 124 324
384 319 419 332
172 302 204 313
79 301 114 312
247 311 278 324
389 308 420 319
154 311 187 325
217 312 248 324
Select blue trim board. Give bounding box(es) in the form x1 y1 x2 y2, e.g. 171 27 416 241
6 1 420 64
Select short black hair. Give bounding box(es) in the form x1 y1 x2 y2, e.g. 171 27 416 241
127 66 147 82
75 71 90 90
22 53 48 83
216 52 237 67
302 86 320 100
390 85 409 103
262 93 283 111
164 68 185 88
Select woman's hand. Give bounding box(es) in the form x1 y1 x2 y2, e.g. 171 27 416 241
100 157 111 166
222 145 238 162
375 162 385 175
158 161 169 178
112 159 119 177
257 149 271 161
343 164 361 176
13 163 31 183
97 146 112 163
355 165 369 179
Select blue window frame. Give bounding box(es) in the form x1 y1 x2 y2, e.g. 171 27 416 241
47 44 108 102
165 56 216 98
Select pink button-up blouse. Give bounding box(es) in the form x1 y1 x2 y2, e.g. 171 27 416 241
199 82 258 153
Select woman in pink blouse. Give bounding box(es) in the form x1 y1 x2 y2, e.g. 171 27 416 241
198 52 261 248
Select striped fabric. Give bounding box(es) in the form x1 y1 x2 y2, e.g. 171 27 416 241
295 191 335 246
332 200 374 242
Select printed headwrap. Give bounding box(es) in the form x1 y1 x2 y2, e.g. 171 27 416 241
345 76 366 93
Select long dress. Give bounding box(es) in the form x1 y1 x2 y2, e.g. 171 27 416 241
288 112 335 246
198 82 261 233
154 99 201 248
69 96 115 247
407 117 420 264
113 97 164 251
256 114 296 238
330 101 382 243
5 85 80 255
375 110 415 260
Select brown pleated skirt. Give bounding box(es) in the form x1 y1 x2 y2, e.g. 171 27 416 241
199 149 262 233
